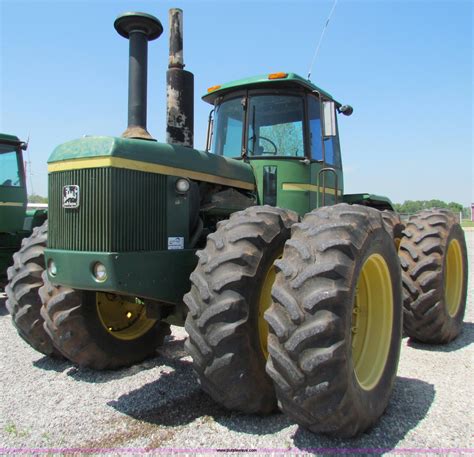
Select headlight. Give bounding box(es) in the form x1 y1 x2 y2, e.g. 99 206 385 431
175 178 190 194
93 262 107 282
48 259 57 276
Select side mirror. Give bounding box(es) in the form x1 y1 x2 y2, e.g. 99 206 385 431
322 101 337 137
339 105 353 116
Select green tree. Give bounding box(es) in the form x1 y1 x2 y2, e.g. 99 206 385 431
28 194 48 204
425 199 447 210
447 202 463 213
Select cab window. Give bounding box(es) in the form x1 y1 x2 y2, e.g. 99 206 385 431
0 150 21 187
247 95 304 157
211 97 244 157
323 119 342 168
308 96 323 161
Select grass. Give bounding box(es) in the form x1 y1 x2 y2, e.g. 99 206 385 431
461 220 474 228
4 422 29 438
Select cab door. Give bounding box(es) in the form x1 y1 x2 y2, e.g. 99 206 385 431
308 95 343 209
0 146 27 232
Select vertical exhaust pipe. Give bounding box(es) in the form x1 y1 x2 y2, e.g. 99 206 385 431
114 12 163 140
166 8 194 147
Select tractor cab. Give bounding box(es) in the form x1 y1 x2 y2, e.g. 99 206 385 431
0 134 27 233
203 72 353 215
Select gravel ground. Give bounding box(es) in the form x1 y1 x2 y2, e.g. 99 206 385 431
0 231 473 455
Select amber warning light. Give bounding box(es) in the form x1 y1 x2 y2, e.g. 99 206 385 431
268 72 288 80
207 84 221 93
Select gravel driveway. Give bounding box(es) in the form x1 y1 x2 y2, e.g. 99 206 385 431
1 231 472 455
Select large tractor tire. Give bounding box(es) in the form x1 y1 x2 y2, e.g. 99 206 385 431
5 221 60 357
184 206 298 414
265 204 402 437
399 209 468 343
39 277 170 370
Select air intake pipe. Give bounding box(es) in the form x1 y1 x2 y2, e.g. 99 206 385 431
114 12 163 140
166 8 194 147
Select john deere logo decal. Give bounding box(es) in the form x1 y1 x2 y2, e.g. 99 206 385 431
63 185 80 208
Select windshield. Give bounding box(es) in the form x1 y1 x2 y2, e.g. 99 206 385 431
211 94 306 158
211 97 244 157
0 150 22 187
247 95 304 157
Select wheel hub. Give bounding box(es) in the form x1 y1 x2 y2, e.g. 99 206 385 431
96 293 157 340
351 254 393 390
444 239 463 317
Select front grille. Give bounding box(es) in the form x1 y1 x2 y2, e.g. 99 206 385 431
48 168 167 252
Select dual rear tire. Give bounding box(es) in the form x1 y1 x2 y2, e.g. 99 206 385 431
399 209 467 343
184 204 403 436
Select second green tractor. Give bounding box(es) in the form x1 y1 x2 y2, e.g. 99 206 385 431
6 9 468 438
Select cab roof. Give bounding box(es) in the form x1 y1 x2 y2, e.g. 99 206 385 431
202 72 337 105
0 133 22 153
0 133 21 144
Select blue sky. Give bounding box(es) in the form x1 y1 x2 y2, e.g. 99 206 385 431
1 0 472 205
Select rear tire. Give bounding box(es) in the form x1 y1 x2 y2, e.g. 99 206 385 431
39 278 170 370
399 209 468 343
184 206 298 414
5 221 60 357
265 204 402 437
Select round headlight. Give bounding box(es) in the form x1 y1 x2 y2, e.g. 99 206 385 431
175 178 190 194
93 262 107 282
48 259 57 276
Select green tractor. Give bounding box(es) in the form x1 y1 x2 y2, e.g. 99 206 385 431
1 134 49 354
8 9 468 437
0 133 29 286
0 133 47 287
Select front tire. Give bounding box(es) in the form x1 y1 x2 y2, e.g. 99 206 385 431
5 221 60 357
399 209 468 343
265 204 402 437
184 206 298 414
39 278 170 370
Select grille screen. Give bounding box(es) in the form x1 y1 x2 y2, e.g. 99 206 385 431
48 168 167 252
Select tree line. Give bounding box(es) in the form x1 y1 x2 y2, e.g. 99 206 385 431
394 200 470 218
28 194 48 204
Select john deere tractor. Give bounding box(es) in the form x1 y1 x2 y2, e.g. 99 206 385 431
7 9 468 437
1 134 49 355
0 134 30 286
0 134 46 284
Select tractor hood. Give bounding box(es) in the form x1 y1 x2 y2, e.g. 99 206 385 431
47 136 255 191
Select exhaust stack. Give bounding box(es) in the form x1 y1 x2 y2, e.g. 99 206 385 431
166 8 194 147
114 12 163 140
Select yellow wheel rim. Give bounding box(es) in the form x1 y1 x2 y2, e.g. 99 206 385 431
96 293 156 341
352 254 393 391
444 239 463 317
258 254 281 360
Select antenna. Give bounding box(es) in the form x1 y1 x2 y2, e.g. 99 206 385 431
307 0 339 81
24 134 35 195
